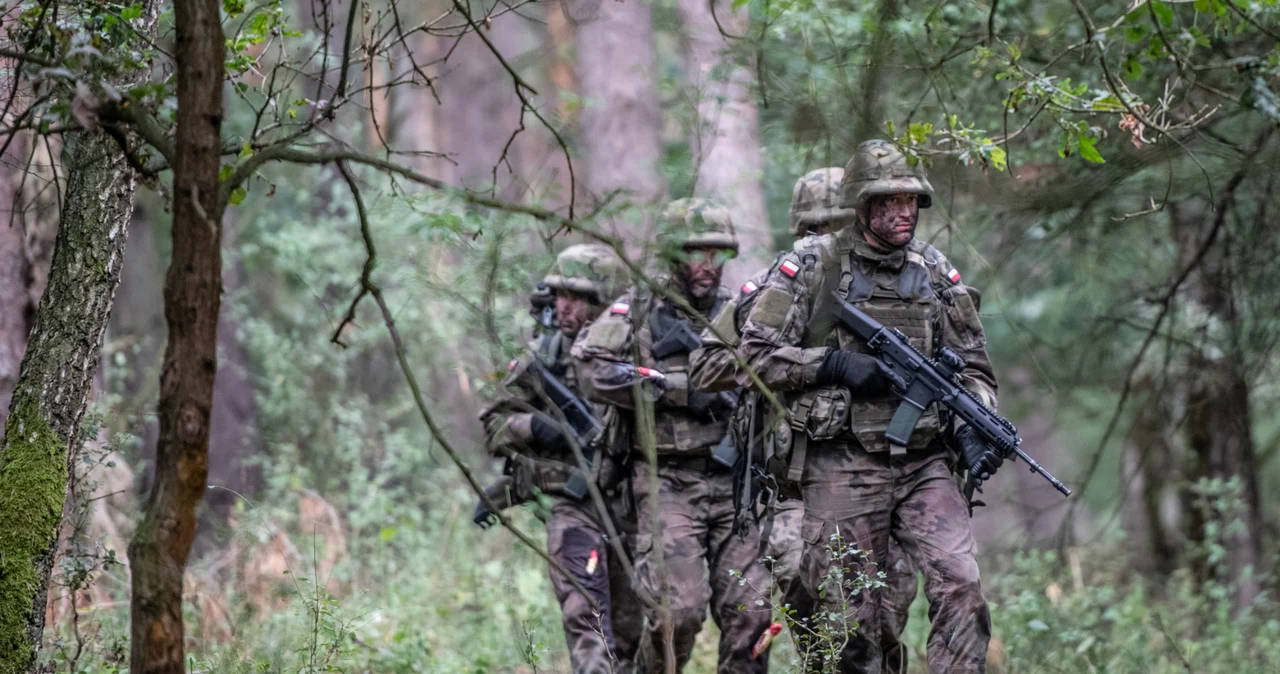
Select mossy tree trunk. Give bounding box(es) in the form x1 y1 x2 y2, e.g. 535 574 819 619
126 0 224 669
0 131 137 674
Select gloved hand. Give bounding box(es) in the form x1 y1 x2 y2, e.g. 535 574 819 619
530 415 570 453
815 350 903 396
955 425 1003 483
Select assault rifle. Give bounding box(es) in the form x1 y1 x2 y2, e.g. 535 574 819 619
652 320 702 360
830 292 1071 501
526 361 604 499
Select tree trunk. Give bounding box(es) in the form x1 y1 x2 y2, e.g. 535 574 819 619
127 0 224 669
0 130 136 674
570 0 666 242
0 132 61 433
675 0 769 280
854 0 898 144
1170 198 1262 609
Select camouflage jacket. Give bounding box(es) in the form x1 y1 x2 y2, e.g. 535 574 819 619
573 280 736 455
736 226 998 451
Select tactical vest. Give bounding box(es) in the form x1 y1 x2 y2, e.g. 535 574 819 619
641 291 733 455
793 235 946 454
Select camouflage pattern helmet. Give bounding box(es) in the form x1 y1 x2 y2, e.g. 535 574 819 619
789 167 858 236
840 139 934 210
657 197 739 255
542 243 629 305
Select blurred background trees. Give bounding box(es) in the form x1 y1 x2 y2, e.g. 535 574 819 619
1 0 1279 671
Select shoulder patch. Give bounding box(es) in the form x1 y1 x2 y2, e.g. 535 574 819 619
610 302 630 315
584 319 630 352
779 260 800 278
946 268 961 284
741 280 759 295
751 286 794 329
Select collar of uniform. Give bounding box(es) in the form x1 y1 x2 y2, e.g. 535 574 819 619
849 232 908 270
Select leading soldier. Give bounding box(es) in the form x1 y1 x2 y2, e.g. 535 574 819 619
736 140 1003 673
689 167 920 672
573 199 774 673
478 244 644 674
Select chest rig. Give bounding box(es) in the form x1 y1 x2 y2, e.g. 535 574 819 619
802 238 944 454
643 293 731 454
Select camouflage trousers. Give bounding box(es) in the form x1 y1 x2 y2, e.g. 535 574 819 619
631 460 775 673
546 499 646 674
765 498 919 673
799 441 990 674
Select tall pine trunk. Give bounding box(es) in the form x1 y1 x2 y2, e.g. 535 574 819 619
0 130 137 674
126 0 224 669
570 0 666 242
675 0 769 279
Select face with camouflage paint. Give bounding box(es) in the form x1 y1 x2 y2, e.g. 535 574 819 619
555 288 596 338
676 247 728 300
865 193 920 249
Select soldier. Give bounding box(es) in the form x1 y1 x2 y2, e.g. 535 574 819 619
735 140 1002 674
689 167 920 672
478 243 644 674
573 199 774 673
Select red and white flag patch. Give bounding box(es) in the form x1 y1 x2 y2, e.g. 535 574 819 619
610 302 630 315
779 260 800 278
508 359 519 371
741 280 759 295
636 366 665 380
586 549 599 575
947 268 961 284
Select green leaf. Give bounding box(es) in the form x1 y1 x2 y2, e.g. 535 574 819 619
988 146 1008 172
223 0 246 18
1007 43 1022 62
1124 54 1143 80
1193 0 1210 11
238 142 254 160
379 526 398 541
120 3 143 20
1125 24 1147 44
229 186 247 205
219 164 234 181
732 0 749 7
1078 136 1106 163
1151 1 1174 25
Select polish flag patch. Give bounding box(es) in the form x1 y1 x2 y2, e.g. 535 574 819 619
751 623 783 659
779 260 800 278
636 367 665 380
508 359 519 371
947 268 961 284
610 302 630 315
586 549 599 575
741 280 759 295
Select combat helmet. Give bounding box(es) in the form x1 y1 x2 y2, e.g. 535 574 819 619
542 243 629 306
657 197 739 258
840 140 934 210
789 167 857 236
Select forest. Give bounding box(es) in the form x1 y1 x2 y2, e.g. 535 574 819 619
1 0 1279 672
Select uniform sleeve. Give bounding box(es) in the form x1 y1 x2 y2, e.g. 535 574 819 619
939 281 999 411
735 252 832 391
688 294 741 393
477 360 540 457
571 293 663 410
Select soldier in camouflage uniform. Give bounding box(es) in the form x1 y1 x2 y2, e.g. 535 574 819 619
735 141 1003 674
573 199 774 673
689 167 920 672
479 244 645 674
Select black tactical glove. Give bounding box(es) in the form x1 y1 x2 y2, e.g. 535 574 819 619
473 499 496 529
955 424 1003 482
530 415 570 453
815 350 903 396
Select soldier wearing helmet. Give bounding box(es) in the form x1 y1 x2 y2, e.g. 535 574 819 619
689 166 923 672
574 199 774 673
478 243 644 674
735 140 1002 673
